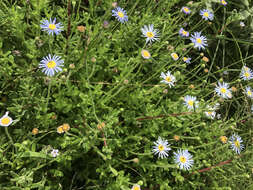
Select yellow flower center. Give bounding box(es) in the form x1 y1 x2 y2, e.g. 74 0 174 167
146 32 154 38
47 61 56 69
184 7 189 12
158 144 164 151
117 11 124 18
220 88 226 94
188 100 194 106
172 53 178 59
244 72 250 78
221 0 226 5
234 140 240 148
165 76 171 82
196 38 202 44
203 12 209 17
1 117 10 125
62 124 70 131
183 57 187 61
182 30 187 35
180 156 187 163
133 186 140 190
142 50 150 58
247 90 252 96
48 24 56 30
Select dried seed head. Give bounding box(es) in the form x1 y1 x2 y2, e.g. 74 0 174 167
173 135 180 141
32 128 39 135
202 56 209 62
77 25 86 32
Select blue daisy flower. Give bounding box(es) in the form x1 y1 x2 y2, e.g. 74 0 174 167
39 54 64 77
200 9 214 21
179 28 189 37
181 6 191 14
229 134 244 154
112 7 128 23
40 18 63 36
190 32 208 50
183 57 191 63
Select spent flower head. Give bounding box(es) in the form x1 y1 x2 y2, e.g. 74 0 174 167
141 24 159 44
220 136 228 144
112 7 128 23
152 137 171 159
174 149 194 170
141 49 151 59
40 18 63 35
171 53 179 61
39 54 64 77
131 184 141 190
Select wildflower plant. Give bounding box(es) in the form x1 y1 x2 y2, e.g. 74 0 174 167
0 0 252 189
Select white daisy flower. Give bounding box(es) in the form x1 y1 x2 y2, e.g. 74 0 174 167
190 32 208 50
174 149 194 170
141 49 151 59
245 86 253 99
131 184 141 190
204 105 216 119
40 18 63 36
152 137 171 159
200 9 214 21
240 66 253 81
171 53 179 61
141 24 159 44
160 71 176 88
39 54 64 77
181 6 191 14
215 82 232 99
183 95 199 110
229 134 244 154
0 112 13 127
112 7 128 23
51 149 59 157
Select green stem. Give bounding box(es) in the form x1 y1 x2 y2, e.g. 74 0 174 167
45 80 52 113
5 127 16 152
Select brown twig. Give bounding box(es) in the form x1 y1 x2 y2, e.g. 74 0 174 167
191 159 233 175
